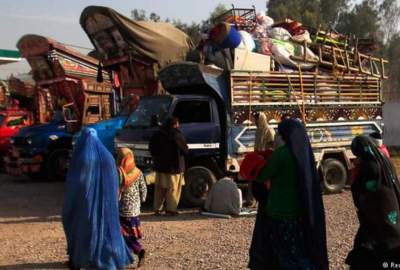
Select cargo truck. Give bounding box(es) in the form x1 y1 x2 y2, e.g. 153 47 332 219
115 62 384 206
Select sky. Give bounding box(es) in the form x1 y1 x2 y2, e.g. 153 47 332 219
0 0 267 79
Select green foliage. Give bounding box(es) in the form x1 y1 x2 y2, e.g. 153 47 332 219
131 9 147 21
266 0 348 29
320 0 349 27
336 0 380 38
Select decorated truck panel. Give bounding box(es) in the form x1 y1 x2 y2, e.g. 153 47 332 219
4 34 113 179
75 6 194 154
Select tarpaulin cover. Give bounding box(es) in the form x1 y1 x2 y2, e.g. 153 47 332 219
80 6 194 66
62 128 133 270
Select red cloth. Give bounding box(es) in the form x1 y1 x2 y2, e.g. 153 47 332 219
380 145 390 158
240 150 273 181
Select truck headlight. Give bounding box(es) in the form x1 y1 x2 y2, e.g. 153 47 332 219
27 138 33 145
10 138 15 144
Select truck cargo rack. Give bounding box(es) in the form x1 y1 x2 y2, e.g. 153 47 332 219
213 5 257 32
230 71 381 107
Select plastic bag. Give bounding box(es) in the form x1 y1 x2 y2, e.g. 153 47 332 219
292 30 312 44
256 13 274 28
237 30 256 51
267 27 292 41
271 39 317 70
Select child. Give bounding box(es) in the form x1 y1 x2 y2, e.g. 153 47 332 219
116 147 147 268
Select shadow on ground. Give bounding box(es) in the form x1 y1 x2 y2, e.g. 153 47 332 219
0 261 66 269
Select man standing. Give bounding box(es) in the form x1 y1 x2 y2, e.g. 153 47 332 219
149 117 188 215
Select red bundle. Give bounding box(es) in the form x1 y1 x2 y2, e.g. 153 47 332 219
239 149 273 181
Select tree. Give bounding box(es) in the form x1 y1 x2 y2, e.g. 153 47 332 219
336 0 381 38
149 12 161 22
382 34 400 100
266 0 323 29
378 0 400 43
266 0 303 25
131 9 147 21
320 0 349 28
266 0 351 30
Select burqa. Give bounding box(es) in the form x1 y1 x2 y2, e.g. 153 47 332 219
277 119 329 270
62 128 133 270
346 135 400 269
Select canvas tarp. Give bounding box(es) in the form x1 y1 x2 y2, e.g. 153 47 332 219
80 6 194 66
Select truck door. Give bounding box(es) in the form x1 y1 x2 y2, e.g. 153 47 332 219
172 98 220 154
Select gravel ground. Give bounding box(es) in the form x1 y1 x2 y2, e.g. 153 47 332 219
0 175 358 270
1 156 399 269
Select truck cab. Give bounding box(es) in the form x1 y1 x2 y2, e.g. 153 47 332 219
116 64 230 206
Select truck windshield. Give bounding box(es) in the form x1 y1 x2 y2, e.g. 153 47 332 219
125 96 172 128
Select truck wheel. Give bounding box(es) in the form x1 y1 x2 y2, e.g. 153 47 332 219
47 149 70 181
322 158 347 194
183 166 217 207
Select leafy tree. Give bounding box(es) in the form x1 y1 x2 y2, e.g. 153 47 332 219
320 0 349 28
336 0 380 38
378 0 400 43
266 0 323 29
267 0 351 30
131 9 147 21
383 35 400 100
149 12 161 22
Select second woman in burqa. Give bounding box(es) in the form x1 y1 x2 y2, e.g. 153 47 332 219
346 135 400 269
252 118 329 270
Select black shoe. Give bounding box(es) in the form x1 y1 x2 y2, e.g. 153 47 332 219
165 210 179 216
138 250 145 268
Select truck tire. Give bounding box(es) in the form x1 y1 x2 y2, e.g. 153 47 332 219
321 158 347 194
183 166 217 207
47 149 70 181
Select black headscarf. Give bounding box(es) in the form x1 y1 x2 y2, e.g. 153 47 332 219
277 119 329 270
351 135 400 251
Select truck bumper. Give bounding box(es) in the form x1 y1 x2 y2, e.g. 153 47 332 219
3 150 43 176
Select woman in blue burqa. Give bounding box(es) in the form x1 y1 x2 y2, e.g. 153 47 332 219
62 128 133 270
253 118 329 269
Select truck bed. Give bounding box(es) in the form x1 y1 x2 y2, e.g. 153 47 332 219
230 70 382 124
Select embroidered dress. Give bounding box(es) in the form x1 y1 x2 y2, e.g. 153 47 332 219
116 148 147 255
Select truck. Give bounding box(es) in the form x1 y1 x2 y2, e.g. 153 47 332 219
4 34 114 179
0 107 33 158
0 51 36 159
115 61 384 206
76 6 193 153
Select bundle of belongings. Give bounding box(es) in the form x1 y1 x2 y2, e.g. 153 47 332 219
190 7 387 78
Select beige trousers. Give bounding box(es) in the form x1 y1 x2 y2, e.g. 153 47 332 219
153 172 185 212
